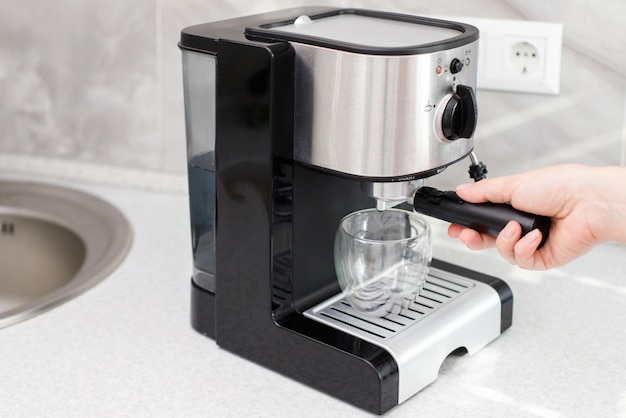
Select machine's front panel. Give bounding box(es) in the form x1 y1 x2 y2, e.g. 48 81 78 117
291 42 477 180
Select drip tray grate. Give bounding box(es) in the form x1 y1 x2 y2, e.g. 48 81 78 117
304 267 476 341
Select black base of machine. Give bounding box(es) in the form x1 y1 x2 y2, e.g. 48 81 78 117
190 280 215 339
190 259 512 414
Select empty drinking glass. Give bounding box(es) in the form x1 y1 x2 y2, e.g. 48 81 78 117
334 208 432 317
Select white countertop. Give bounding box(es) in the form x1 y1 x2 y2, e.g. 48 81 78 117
1 177 625 417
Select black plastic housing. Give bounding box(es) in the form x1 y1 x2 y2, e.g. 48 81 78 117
181 7 513 415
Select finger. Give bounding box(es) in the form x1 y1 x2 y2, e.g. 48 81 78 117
448 224 497 249
495 221 523 264
459 228 497 250
512 229 544 270
447 223 464 238
455 176 518 204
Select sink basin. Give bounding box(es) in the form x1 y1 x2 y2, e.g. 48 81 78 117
0 180 132 328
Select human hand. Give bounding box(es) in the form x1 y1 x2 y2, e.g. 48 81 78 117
447 164 626 270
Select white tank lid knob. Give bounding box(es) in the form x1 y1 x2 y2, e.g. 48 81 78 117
294 15 313 25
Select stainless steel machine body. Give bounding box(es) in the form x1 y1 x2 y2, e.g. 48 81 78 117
247 12 479 208
289 41 477 179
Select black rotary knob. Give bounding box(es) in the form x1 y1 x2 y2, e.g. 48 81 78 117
441 85 477 141
450 58 464 74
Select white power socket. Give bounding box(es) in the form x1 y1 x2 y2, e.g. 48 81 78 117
508 39 542 75
431 16 563 95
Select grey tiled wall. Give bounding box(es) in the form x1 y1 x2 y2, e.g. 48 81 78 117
1 0 624 185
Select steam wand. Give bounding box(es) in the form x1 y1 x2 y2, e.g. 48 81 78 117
468 151 488 182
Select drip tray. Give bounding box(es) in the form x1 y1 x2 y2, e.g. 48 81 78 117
304 264 504 403
304 267 475 341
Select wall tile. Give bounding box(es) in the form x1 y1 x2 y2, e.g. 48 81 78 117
0 0 158 169
503 0 626 76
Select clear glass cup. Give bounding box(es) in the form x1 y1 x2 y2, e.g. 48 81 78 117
334 208 432 317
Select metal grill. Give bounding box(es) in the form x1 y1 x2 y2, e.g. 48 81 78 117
304 267 475 341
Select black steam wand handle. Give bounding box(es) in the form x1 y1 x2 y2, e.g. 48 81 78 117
413 186 551 248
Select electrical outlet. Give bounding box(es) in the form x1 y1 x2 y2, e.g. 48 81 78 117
429 16 563 95
507 39 542 75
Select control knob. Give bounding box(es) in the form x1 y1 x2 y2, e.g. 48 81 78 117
441 85 477 141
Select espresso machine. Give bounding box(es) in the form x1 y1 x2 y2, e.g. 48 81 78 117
179 7 549 414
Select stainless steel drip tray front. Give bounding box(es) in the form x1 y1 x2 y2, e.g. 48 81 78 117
304 265 503 403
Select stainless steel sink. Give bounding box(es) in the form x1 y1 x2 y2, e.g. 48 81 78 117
0 180 132 328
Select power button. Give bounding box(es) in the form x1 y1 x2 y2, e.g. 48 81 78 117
450 58 464 74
